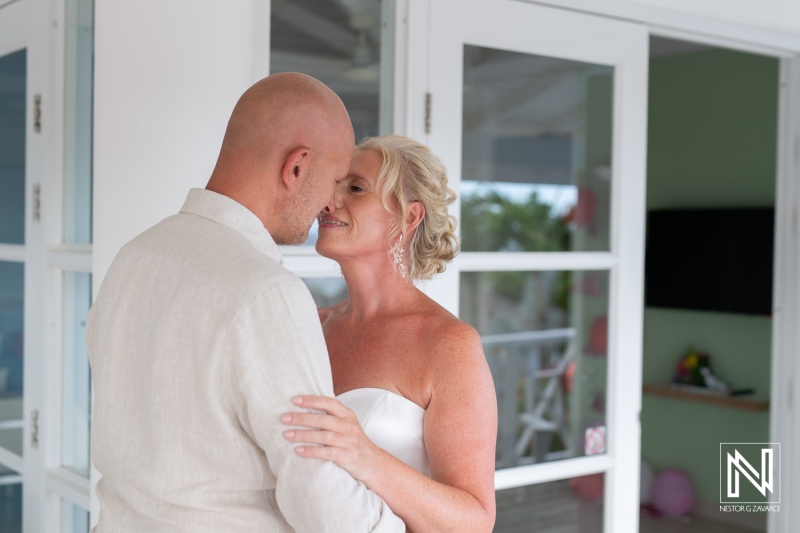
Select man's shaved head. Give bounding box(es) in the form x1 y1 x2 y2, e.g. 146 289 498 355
207 72 355 244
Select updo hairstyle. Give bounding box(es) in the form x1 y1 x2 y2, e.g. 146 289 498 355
356 135 459 281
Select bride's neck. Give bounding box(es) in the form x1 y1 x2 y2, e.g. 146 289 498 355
339 256 417 320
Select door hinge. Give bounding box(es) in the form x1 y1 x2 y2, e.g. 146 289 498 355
30 410 39 448
424 92 432 134
32 184 41 222
34 94 41 133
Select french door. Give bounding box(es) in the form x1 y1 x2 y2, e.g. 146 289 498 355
0 1 45 530
1 0 93 531
416 1 649 530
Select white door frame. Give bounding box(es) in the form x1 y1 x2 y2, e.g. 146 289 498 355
769 55 800 533
46 0 95 527
521 0 800 54
411 1 649 531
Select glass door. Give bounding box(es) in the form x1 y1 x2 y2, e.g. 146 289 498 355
1 1 93 531
0 44 26 533
422 1 648 531
0 1 41 531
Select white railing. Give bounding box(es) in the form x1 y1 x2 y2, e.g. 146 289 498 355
482 328 577 468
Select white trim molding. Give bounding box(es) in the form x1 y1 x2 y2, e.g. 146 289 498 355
520 0 800 55
495 454 613 490
768 55 800 533
45 467 91 510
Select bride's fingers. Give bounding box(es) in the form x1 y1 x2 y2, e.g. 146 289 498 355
292 395 351 417
284 428 353 447
294 443 341 462
280 411 349 432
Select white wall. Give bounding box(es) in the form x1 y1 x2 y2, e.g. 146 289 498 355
93 1 257 291
91 1 257 522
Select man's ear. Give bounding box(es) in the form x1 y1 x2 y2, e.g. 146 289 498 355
280 147 312 194
405 201 425 234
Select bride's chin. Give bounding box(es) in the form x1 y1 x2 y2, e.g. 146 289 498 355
314 242 339 261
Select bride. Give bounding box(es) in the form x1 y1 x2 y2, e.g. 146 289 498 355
281 135 497 532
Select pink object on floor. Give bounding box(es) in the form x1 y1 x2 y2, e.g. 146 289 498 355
651 468 695 518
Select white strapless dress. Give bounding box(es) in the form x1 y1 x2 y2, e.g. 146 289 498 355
336 388 431 476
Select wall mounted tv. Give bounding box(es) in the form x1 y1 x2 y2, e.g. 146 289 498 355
645 207 774 315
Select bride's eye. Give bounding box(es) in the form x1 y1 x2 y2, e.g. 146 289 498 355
350 185 364 193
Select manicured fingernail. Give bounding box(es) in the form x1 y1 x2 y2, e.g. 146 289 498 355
284 430 295 438
297 446 306 454
280 414 292 423
293 396 304 404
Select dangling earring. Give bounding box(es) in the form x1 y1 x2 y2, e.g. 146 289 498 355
393 235 407 278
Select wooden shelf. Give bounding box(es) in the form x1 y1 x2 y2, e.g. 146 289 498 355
643 384 770 412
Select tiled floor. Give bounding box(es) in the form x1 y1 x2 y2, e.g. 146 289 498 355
492 479 764 533
640 514 759 533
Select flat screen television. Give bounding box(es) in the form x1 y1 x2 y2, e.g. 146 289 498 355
645 207 774 315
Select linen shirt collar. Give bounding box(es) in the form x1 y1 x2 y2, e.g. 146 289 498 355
180 188 284 265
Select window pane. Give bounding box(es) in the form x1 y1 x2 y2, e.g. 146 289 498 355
495 474 604 532
0 262 24 458
270 0 394 141
0 470 22 533
63 0 94 244
61 499 90 533
61 272 91 477
303 277 348 308
461 270 609 469
461 45 613 252
305 219 321 248
0 49 26 245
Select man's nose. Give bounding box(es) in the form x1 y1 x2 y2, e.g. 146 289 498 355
323 182 343 213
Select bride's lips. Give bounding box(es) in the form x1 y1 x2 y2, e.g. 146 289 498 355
318 216 348 229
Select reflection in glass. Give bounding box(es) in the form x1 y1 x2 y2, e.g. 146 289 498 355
0 254 22 458
64 0 94 244
303 277 348 308
461 45 613 252
461 271 609 468
495 475 604 532
0 469 22 533
61 500 90 533
0 49 26 245
270 0 394 141
61 273 92 478
0 261 25 404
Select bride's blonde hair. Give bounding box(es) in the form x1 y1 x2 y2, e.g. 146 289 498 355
356 135 459 281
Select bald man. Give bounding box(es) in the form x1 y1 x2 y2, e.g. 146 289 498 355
87 73 405 532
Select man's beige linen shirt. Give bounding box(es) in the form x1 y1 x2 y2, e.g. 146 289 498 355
88 188 404 532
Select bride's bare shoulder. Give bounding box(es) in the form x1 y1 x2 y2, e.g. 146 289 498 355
427 315 483 357
418 295 482 351
414 299 483 363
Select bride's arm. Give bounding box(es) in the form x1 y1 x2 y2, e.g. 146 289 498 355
282 323 497 533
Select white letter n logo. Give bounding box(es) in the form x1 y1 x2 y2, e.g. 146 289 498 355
727 449 773 497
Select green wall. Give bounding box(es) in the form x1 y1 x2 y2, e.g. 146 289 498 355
643 48 778 505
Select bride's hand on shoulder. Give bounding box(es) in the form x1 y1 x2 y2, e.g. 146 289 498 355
281 395 380 482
